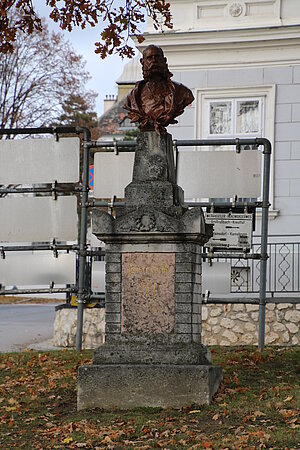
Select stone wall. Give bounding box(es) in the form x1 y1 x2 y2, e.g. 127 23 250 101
53 303 299 349
202 303 299 346
53 306 105 349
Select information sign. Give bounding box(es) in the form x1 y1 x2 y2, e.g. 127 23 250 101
205 213 253 250
89 165 94 190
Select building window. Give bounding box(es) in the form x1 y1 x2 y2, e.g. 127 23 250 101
206 97 263 139
196 85 276 212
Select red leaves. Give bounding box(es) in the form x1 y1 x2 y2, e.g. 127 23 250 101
0 0 42 53
1 1 173 59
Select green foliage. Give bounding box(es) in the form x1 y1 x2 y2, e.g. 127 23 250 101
54 93 99 141
123 128 140 141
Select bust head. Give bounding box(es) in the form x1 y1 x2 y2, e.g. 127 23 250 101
124 44 194 134
141 45 172 81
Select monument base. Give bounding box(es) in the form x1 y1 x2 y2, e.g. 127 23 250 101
78 336 222 410
80 131 222 411
78 363 222 410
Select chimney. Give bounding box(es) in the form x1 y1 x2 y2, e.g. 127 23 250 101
104 94 117 113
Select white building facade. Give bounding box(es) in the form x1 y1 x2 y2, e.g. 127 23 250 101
129 0 300 345
136 0 300 235
89 1 300 347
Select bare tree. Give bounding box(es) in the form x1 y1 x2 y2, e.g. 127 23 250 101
0 1 172 59
0 17 97 134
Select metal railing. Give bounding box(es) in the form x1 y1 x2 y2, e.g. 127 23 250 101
230 235 300 295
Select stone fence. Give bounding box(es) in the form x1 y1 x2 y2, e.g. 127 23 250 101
53 302 299 349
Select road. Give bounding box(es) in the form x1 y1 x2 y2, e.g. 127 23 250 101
0 304 59 352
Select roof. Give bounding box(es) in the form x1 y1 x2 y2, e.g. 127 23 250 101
116 54 142 85
98 97 136 139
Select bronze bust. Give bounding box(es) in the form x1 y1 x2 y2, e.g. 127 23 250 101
124 45 194 135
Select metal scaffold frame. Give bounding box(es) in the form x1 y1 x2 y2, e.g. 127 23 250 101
1 128 271 350
0 126 91 350
90 137 272 351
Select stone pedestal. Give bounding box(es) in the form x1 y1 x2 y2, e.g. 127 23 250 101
78 132 222 410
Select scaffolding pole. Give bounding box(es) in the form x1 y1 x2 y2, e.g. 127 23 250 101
76 127 91 351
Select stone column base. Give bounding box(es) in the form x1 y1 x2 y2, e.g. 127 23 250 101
78 364 222 410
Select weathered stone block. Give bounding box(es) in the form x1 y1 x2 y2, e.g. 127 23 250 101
105 253 121 263
273 323 286 332
176 253 193 263
175 303 192 314
105 323 121 334
285 310 300 323
177 313 192 324
286 323 299 334
105 272 121 283
192 304 201 314
93 336 211 365
105 292 121 304
106 282 121 293
277 303 290 310
175 272 193 283
176 262 194 273
210 307 222 317
175 323 191 334
105 303 121 314
175 282 193 293
78 364 222 410
106 263 121 273
244 322 256 332
105 313 121 324
175 293 193 304
222 330 238 344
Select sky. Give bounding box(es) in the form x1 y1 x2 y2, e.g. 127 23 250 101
33 1 140 116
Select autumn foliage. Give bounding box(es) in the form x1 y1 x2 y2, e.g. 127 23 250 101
0 0 173 59
0 347 299 448
0 13 97 132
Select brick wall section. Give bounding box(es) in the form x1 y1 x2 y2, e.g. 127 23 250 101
104 249 122 335
104 242 203 343
175 243 202 343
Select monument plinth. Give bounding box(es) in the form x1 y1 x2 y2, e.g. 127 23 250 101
77 131 222 410
78 45 221 410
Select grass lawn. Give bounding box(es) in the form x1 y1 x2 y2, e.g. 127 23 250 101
0 346 299 449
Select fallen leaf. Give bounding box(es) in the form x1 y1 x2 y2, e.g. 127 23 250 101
63 437 73 444
8 418 14 427
254 411 266 418
189 410 201 414
100 436 114 445
212 413 220 421
283 396 294 403
5 406 17 412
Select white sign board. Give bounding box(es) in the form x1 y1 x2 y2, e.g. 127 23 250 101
0 252 76 285
177 150 261 199
202 262 231 294
0 137 80 184
205 213 253 250
0 196 78 242
91 261 105 293
94 152 134 198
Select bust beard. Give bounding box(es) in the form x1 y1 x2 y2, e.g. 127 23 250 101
142 65 173 82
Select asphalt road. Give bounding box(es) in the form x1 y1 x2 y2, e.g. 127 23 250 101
0 304 59 352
